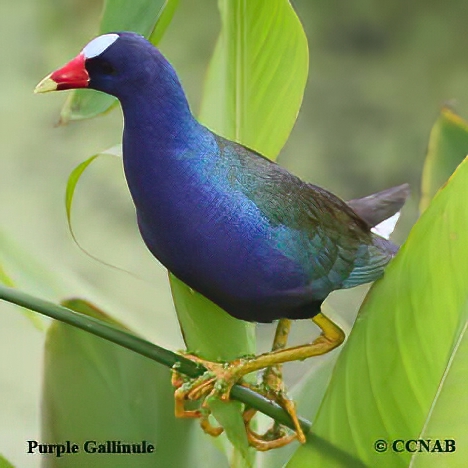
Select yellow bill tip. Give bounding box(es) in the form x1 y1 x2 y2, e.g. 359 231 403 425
34 74 58 94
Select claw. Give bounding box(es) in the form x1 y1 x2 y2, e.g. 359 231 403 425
170 313 343 451
200 415 224 437
172 353 304 450
171 353 244 438
241 383 304 450
243 407 297 451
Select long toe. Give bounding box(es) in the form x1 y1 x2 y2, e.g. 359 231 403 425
243 408 297 451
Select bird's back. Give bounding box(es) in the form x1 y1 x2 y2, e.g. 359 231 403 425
214 135 396 284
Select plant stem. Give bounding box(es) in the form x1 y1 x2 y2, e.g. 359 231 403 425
0 284 311 434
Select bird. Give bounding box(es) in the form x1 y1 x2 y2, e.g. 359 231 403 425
35 32 409 450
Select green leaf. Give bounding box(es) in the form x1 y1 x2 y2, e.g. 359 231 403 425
169 274 255 361
209 399 254 467
199 0 309 160
65 145 121 234
65 154 99 244
411 315 468 467
287 157 468 467
60 0 180 122
420 107 468 212
98 0 167 33
60 91 117 125
41 299 225 468
149 0 180 45
65 147 131 272
0 454 15 468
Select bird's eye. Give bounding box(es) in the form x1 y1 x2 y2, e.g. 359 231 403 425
85 58 117 77
100 61 116 75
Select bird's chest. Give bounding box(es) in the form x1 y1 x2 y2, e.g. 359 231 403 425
123 150 306 297
133 161 266 272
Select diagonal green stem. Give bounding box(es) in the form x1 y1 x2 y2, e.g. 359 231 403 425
0 284 311 434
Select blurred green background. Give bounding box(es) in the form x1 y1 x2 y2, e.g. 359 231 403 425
2 0 468 466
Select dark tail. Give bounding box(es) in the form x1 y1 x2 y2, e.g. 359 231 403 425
346 183 410 228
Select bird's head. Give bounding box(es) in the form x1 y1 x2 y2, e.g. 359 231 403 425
35 32 173 99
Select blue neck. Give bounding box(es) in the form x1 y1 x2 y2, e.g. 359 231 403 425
117 66 217 231
119 68 200 153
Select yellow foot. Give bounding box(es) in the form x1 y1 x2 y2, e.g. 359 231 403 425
171 353 250 438
241 380 304 451
243 407 296 451
171 312 344 451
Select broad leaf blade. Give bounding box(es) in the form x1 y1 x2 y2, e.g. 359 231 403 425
42 299 225 468
199 0 309 160
99 0 167 33
287 157 468 466
411 315 468 467
60 92 117 124
60 0 179 122
209 399 253 467
170 274 255 361
420 107 468 212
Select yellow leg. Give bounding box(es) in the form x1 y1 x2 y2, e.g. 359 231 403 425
265 318 292 388
244 318 308 450
172 313 345 450
237 313 345 375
